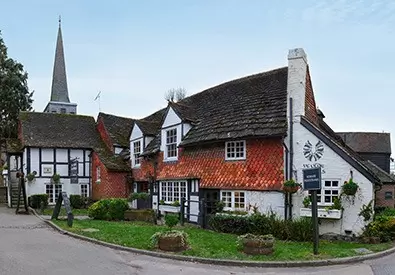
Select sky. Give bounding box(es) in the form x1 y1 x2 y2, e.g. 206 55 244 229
1 0 395 152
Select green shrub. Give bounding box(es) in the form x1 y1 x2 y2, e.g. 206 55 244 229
208 214 250 235
164 213 179 228
70 195 84 209
377 208 395 218
363 215 395 242
88 198 129 220
29 194 49 209
129 192 150 202
209 212 313 241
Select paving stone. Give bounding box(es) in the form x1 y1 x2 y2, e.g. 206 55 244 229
354 248 373 254
81 228 99 233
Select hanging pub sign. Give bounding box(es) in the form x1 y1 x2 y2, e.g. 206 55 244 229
69 158 79 184
303 167 322 191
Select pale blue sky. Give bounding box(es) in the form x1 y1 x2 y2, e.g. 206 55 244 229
1 1 395 151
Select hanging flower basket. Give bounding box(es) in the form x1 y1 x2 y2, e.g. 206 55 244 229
342 179 359 196
282 179 301 194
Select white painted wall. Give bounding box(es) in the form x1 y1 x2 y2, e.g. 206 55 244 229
247 191 285 218
130 124 143 140
291 122 375 236
24 147 92 204
145 136 154 147
162 107 181 128
183 123 192 137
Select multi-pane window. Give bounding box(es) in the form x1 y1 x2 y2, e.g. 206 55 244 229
133 140 141 166
221 191 246 210
160 181 187 203
225 141 246 160
81 184 88 198
46 184 63 204
310 180 340 205
166 128 177 159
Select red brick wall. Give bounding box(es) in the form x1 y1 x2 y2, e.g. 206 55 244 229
96 117 113 152
91 152 130 200
133 138 284 191
376 184 395 208
304 66 319 125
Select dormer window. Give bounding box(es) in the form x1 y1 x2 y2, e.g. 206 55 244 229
132 140 142 167
225 140 246 160
165 128 178 159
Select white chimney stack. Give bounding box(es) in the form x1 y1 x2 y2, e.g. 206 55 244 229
287 48 308 121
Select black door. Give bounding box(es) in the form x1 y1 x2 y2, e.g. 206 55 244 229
202 189 220 214
136 182 151 209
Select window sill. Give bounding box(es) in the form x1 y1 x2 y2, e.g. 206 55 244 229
132 165 141 169
225 158 246 161
163 157 178 162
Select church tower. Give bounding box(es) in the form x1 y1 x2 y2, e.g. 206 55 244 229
44 17 77 114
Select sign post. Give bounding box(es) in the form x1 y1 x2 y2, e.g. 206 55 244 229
303 167 322 255
51 191 74 227
69 158 79 184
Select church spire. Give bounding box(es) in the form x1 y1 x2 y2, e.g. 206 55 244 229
50 16 70 103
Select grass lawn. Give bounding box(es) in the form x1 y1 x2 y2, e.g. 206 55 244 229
41 208 89 216
52 219 393 261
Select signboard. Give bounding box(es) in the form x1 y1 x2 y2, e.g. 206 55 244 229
51 191 73 227
69 158 79 184
303 167 322 190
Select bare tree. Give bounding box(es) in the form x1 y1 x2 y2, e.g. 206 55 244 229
165 87 186 102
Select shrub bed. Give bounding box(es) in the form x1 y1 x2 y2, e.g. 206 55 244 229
209 213 313 241
88 198 129 220
29 194 49 209
70 195 84 209
124 209 156 223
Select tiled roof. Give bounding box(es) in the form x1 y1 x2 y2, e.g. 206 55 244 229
336 132 391 154
363 160 395 184
138 67 288 151
19 112 130 172
135 108 166 136
98 112 134 147
20 112 99 149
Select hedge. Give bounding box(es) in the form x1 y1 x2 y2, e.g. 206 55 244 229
28 194 49 209
88 198 129 220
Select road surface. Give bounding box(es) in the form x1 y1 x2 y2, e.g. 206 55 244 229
0 206 394 275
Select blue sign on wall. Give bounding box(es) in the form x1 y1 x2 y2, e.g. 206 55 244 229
303 167 322 190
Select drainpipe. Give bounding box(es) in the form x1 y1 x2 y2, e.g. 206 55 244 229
284 143 289 220
289 97 294 220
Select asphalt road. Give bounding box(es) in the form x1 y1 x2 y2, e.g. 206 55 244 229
0 206 394 275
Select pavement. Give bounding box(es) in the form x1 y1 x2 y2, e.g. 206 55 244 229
0 206 395 275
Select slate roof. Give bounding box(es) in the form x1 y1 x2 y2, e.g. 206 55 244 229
336 132 391 154
19 112 130 172
363 160 395 184
98 112 135 147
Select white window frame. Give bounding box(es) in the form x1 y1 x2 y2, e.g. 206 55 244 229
220 190 246 210
159 181 187 204
81 184 88 198
164 128 178 161
225 140 246 160
46 184 63 204
96 166 101 183
132 140 142 167
309 179 341 206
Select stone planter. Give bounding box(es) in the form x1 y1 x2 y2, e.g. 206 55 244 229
242 238 274 255
158 235 186 252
